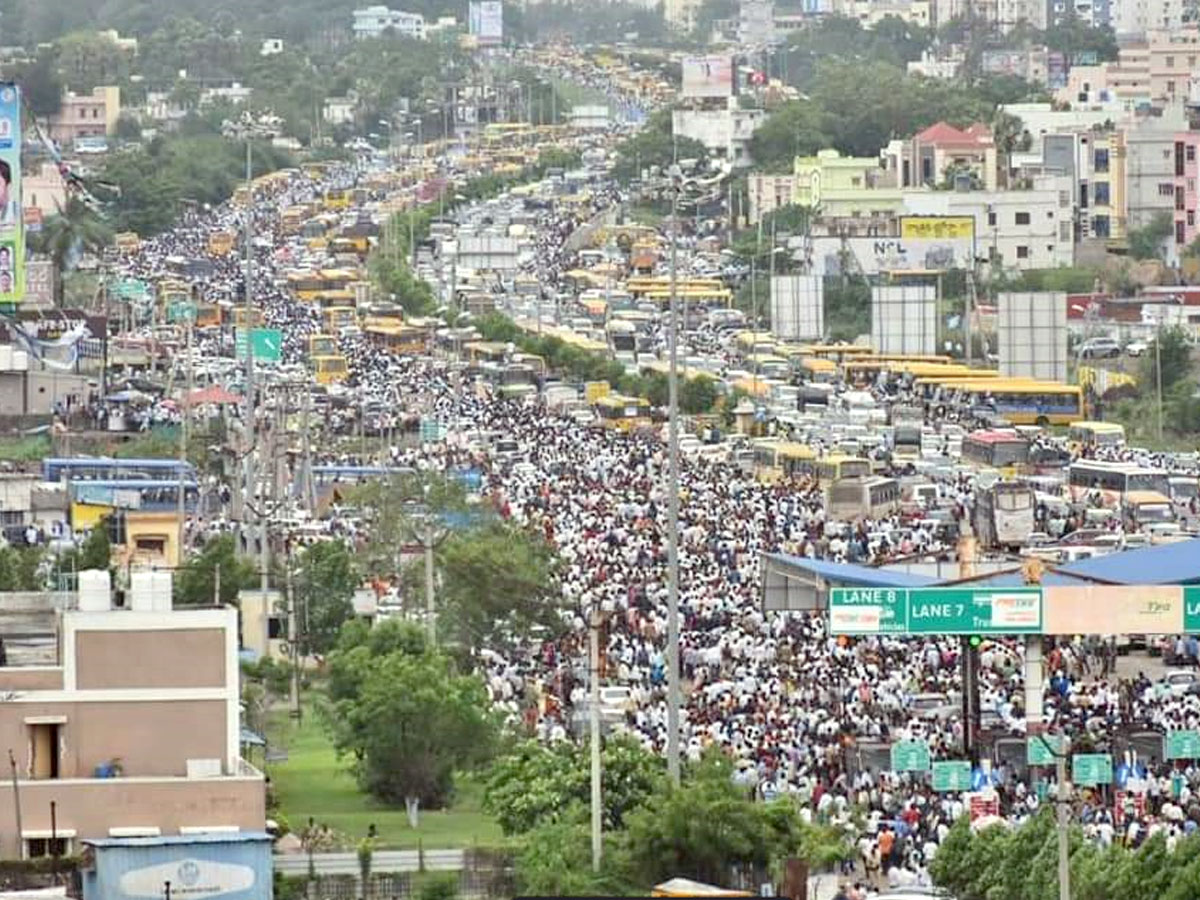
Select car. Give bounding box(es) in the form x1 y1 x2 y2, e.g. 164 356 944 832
1165 670 1199 696
1126 339 1151 357
910 692 959 720
1078 337 1122 359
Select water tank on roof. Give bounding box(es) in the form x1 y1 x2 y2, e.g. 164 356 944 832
77 569 112 612
129 570 173 612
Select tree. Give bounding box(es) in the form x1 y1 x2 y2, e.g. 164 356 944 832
484 737 666 836
611 110 708 184
615 750 807 887
14 55 63 119
747 102 830 172
1142 325 1194 392
326 636 496 824
435 521 559 654
174 534 257 607
78 520 112 571
1128 211 1173 261
514 820 627 896
29 199 113 306
680 375 719 415
295 540 358 658
0 545 42 591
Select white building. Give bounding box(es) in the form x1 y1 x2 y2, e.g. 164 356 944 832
902 174 1076 270
672 105 766 169
352 5 428 39
260 39 284 56
1113 0 1181 39
200 82 253 106
323 97 357 125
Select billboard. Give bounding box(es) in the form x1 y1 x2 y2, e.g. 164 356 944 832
0 83 23 304
998 292 1068 382
681 55 734 98
770 275 823 341
871 284 937 355
798 235 974 277
900 216 975 241
469 0 503 45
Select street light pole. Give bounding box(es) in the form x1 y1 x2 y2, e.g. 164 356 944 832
666 169 682 787
589 606 603 873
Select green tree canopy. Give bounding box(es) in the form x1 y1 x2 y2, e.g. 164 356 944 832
325 625 496 822
78 520 112 571
484 737 665 836
1128 211 1174 261
295 539 358 657
174 534 258 606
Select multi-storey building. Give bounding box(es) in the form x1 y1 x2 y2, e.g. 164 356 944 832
352 5 427 39
0 588 264 859
46 87 120 147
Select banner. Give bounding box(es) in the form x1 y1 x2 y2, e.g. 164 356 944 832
469 0 503 45
681 56 734 98
0 83 23 304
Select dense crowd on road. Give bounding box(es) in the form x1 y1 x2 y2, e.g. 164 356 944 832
95 112 1200 895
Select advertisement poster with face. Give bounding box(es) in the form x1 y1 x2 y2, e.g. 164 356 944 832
0 83 23 304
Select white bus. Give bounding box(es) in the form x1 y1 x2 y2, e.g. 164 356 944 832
827 476 901 521
973 481 1035 549
1067 461 1171 506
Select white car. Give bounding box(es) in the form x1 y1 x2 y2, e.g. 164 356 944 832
1126 339 1150 357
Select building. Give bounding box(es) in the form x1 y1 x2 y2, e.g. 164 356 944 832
199 83 253 106
260 38 284 55
1050 0 1112 27
1171 130 1200 252
46 87 120 147
902 174 1076 270
792 149 904 218
1114 0 1182 39
747 173 798 223
1125 107 1186 259
569 105 611 130
0 594 264 859
23 163 69 219
664 0 703 30
981 47 1050 85
1057 28 1200 107
738 0 776 45
906 49 964 79
885 121 999 191
323 96 357 126
671 105 765 169
352 5 428 39
82 833 273 900
1022 129 1128 242
95 29 138 54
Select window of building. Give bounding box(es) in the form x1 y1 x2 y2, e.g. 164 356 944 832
1060 222 1072 241
987 211 997 226
1189 210 1196 226
134 536 166 555
1016 245 1030 259
1094 183 1111 205
1093 215 1111 238
24 838 71 860
1161 182 1177 197
1094 148 1109 172
28 722 61 779
1190 145 1197 162
1177 221 1187 245
1015 211 1031 225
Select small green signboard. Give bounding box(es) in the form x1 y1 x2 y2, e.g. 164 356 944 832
1027 734 1066 766
236 327 283 362
1184 587 1200 632
420 418 445 443
1072 753 1113 786
114 279 148 301
890 741 932 773
1167 730 1200 760
168 300 197 324
931 760 972 792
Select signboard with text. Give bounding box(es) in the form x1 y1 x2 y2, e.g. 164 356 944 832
890 741 931 772
899 216 976 241
1073 753 1114 786
1027 734 1066 766
681 55 734 98
1167 730 1200 760
932 760 972 791
828 587 1042 636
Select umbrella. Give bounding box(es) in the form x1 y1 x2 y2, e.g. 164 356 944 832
185 385 242 407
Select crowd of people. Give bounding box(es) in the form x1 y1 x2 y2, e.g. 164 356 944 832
97 88 1200 895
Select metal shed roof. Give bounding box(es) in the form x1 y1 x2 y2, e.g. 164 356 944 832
1059 539 1200 585
763 554 940 588
84 832 271 848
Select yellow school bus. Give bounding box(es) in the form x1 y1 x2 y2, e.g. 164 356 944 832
594 394 652 431
323 188 350 210
312 354 349 384
323 306 359 332
207 232 235 256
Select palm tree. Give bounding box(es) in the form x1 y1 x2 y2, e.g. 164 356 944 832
29 198 113 306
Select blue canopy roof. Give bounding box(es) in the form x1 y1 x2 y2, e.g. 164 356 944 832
1060 538 1200 585
765 554 940 588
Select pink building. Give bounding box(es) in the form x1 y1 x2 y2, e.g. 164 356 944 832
1173 132 1200 249
46 87 120 147
0 598 265 859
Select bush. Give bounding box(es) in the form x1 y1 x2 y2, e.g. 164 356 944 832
415 871 460 900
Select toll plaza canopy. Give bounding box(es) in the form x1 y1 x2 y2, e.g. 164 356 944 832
761 539 1200 614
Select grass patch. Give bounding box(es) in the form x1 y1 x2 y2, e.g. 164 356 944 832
0 435 51 462
266 706 503 850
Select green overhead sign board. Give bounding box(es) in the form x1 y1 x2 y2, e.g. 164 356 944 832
890 741 931 773
828 587 1042 636
931 760 972 792
1072 753 1113 786
1027 734 1067 766
1167 730 1200 760
236 327 283 362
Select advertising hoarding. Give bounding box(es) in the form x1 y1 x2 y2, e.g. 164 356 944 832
770 275 823 341
469 0 503 45
0 83 24 304
681 56 734 98
803 235 974 277
999 292 1068 383
871 284 938 355
900 216 975 241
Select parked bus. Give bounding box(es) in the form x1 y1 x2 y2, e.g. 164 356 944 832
1067 421 1126 452
308 334 339 357
1122 490 1176 532
918 378 1084 426
323 306 359 333
44 458 197 484
1067 461 1171 505
593 394 652 431
973 481 1036 549
753 441 817 483
827 476 901 521
961 430 1031 473
312 355 349 385
812 454 871 483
